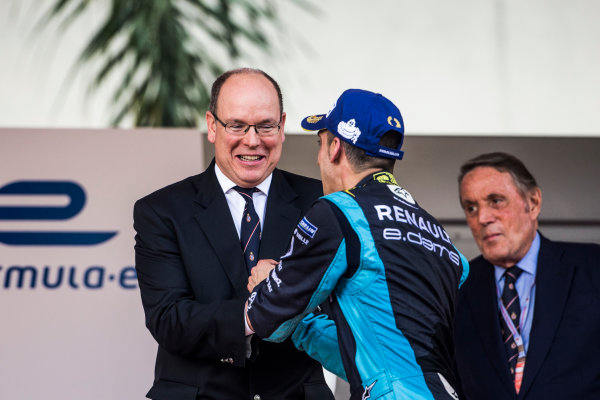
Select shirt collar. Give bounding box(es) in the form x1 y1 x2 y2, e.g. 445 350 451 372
214 163 272 196
494 231 540 283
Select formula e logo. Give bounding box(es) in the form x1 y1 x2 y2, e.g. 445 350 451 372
0 181 117 246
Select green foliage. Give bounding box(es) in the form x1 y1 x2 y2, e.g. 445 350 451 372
40 0 315 127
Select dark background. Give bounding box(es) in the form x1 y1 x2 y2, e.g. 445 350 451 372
203 134 600 259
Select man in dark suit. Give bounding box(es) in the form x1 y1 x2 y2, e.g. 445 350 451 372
454 152 600 400
133 68 334 400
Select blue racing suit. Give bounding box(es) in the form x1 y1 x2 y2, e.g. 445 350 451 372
247 171 469 400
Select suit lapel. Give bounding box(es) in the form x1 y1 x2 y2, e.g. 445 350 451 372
193 162 248 298
260 169 302 260
519 236 572 398
468 259 515 393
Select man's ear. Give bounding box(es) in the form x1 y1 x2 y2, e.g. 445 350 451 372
527 187 542 220
329 137 343 163
206 111 216 143
279 112 286 144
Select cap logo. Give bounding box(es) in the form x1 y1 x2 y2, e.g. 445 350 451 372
337 119 361 144
387 116 402 128
306 115 323 124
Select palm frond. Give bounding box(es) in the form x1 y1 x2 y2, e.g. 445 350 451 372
41 0 317 127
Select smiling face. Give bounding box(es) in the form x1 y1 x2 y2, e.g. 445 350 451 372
459 166 541 268
206 72 285 188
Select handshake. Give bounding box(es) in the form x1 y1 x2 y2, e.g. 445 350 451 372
247 258 279 293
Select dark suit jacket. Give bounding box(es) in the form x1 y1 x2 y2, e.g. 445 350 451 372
454 234 600 399
134 161 333 400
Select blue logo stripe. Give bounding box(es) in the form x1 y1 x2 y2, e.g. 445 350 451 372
0 232 117 246
298 217 318 238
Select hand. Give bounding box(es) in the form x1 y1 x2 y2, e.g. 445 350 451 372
247 259 278 292
244 300 254 334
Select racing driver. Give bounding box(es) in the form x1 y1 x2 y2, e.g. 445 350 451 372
244 89 469 400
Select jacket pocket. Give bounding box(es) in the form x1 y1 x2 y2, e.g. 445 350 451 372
146 379 199 400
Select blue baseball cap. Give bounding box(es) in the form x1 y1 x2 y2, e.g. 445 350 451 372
300 89 404 160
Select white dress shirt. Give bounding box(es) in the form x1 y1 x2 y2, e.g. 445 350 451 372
214 164 272 340
214 163 271 238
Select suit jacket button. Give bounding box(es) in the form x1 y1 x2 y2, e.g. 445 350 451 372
253 395 261 400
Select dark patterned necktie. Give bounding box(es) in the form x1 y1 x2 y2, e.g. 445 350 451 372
234 186 261 274
500 266 524 384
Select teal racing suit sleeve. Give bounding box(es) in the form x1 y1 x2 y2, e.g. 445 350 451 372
292 312 347 381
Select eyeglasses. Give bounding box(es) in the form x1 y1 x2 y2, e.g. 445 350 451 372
212 114 281 137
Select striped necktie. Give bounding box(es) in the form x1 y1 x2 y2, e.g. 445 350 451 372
500 266 524 391
234 186 261 274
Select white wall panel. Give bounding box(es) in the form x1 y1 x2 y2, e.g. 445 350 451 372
0 129 203 400
1 1 599 135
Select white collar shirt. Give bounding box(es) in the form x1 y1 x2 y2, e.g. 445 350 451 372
214 163 271 239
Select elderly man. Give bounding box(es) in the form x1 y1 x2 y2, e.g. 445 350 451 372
245 89 469 400
454 152 600 400
134 68 333 399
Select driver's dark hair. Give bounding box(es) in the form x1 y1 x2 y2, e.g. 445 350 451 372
326 130 402 172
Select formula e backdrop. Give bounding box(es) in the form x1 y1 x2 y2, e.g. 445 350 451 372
0 129 203 400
